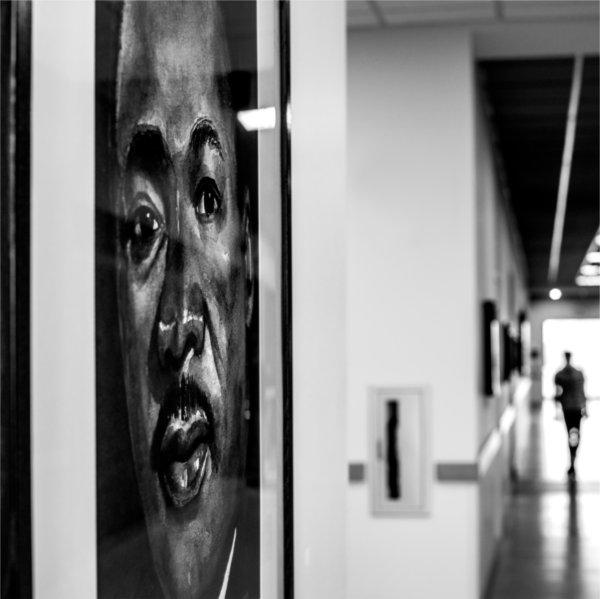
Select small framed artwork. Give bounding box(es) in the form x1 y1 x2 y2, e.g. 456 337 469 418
482 300 501 396
518 310 531 376
368 387 430 516
501 323 513 382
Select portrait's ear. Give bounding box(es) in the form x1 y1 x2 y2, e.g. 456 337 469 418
243 188 255 327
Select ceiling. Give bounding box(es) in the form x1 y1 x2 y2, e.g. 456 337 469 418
479 56 599 300
348 1 599 300
347 1 599 29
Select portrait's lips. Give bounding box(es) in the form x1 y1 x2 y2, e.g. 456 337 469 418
152 378 216 509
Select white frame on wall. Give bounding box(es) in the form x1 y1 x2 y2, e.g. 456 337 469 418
368 386 430 516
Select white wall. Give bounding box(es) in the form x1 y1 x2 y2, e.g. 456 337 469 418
291 2 347 598
32 3 96 597
475 85 529 595
347 27 479 599
475 91 529 443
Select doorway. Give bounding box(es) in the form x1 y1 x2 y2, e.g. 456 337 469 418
542 318 600 401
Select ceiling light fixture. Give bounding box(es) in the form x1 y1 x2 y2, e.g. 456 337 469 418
547 55 583 283
580 264 600 277
576 275 600 287
585 251 600 264
549 288 562 300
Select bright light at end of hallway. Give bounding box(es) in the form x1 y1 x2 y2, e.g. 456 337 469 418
237 107 276 131
549 288 562 300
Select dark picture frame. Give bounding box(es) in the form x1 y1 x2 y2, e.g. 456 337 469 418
482 300 501 397
501 323 513 383
278 1 294 597
0 3 32 598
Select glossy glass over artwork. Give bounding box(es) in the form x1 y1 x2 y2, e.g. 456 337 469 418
95 2 285 597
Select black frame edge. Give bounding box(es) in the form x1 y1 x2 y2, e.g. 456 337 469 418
279 1 293 598
0 1 33 598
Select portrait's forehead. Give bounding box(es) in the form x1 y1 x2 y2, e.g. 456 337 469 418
116 0 234 163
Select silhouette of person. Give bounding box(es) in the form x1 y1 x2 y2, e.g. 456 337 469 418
554 351 588 478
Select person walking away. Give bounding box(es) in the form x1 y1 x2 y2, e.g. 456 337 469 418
554 351 588 478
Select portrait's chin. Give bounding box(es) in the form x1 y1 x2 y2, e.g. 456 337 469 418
148 470 241 599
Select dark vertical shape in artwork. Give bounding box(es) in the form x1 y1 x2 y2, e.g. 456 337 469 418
386 400 400 500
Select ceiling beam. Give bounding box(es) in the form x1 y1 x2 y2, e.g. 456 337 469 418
367 1 387 27
548 54 584 284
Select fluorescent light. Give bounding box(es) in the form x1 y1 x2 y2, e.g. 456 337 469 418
585 251 600 264
549 288 562 300
576 275 600 287
596 234 600 246
237 107 276 131
580 264 600 277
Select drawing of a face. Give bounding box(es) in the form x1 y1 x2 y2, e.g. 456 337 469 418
115 2 252 596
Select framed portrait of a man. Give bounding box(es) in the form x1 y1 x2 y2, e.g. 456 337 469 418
95 2 291 598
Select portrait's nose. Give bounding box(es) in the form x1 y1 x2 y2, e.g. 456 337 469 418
157 239 205 373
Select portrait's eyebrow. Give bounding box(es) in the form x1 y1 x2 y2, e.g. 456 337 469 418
125 125 172 175
188 118 223 159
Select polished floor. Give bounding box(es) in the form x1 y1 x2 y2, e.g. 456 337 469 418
486 399 600 599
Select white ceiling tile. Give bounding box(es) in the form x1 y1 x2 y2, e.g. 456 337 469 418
380 1 496 25
501 0 599 21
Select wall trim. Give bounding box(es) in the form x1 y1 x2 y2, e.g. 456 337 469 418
348 401 519 484
436 463 479 482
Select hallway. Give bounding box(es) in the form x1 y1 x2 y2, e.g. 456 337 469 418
486 400 600 599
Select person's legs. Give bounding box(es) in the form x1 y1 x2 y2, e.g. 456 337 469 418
563 408 582 474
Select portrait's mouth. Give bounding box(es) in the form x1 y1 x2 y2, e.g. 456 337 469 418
152 378 216 509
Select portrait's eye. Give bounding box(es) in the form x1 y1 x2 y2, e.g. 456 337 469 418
125 202 163 263
193 177 222 221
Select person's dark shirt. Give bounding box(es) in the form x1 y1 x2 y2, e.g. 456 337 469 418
555 365 587 410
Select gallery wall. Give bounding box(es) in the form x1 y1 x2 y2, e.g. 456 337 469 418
476 91 529 444
291 2 347 598
31 2 348 598
474 87 530 594
346 27 480 599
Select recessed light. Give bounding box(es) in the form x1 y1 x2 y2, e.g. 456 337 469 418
549 288 562 300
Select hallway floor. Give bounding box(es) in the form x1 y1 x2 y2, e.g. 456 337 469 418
486 399 600 599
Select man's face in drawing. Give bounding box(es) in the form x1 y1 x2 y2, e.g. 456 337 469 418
115 2 251 596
